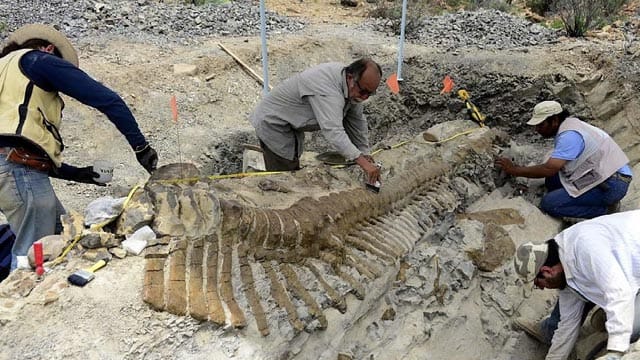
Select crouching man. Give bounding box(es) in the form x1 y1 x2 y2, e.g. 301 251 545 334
513 210 640 359
0 24 158 271
495 100 632 220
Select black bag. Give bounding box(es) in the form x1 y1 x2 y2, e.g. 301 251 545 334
0 224 15 282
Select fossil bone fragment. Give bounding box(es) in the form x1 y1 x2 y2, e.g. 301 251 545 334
133 123 498 336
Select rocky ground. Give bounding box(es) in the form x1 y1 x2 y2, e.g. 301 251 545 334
1 0 640 359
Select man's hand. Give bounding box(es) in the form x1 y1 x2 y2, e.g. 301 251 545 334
135 144 158 173
355 154 380 184
595 351 624 360
49 164 106 186
495 157 516 175
362 154 375 164
495 156 565 179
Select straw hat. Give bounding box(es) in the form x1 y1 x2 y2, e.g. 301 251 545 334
8 24 78 67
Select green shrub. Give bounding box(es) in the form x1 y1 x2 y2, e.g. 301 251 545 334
369 0 433 35
526 0 553 15
475 0 514 12
368 1 402 19
549 18 564 29
553 0 629 37
602 0 627 18
370 0 512 19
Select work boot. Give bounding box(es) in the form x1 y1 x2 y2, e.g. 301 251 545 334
561 217 586 227
574 331 608 360
512 317 548 344
589 307 606 332
606 201 621 214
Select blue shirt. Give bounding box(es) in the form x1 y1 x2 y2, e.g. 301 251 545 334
15 50 147 149
551 130 632 176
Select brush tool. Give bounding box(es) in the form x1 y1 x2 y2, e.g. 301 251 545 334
67 259 107 287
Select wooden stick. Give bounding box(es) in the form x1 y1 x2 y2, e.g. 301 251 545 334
218 43 272 90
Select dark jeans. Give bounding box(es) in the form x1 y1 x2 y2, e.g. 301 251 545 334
0 224 15 283
540 174 630 219
258 139 300 171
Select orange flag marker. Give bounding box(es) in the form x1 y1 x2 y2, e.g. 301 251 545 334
170 95 178 123
386 73 400 94
440 75 454 94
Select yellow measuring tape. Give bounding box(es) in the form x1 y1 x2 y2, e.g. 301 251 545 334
50 183 143 267
331 125 482 169
50 170 288 266
51 122 484 266
153 170 286 185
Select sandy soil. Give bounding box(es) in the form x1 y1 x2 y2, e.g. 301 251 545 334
1 1 639 360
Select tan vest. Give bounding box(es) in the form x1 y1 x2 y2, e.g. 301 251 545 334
558 117 629 197
0 49 64 166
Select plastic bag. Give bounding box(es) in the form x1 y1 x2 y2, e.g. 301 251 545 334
122 225 156 255
84 196 126 227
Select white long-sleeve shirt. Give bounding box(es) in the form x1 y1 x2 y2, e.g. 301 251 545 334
546 210 640 359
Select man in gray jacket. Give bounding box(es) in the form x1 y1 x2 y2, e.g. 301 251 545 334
249 58 382 185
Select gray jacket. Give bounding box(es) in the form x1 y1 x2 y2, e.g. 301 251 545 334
249 62 370 161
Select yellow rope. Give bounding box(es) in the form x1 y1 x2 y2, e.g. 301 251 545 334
152 170 287 185
51 169 287 267
49 123 484 267
421 128 480 144
49 234 81 268
330 127 481 169
50 183 142 267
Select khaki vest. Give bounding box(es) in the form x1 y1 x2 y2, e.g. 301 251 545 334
0 49 64 166
558 117 629 197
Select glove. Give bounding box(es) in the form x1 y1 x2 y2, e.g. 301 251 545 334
49 163 106 186
135 144 158 173
595 351 624 360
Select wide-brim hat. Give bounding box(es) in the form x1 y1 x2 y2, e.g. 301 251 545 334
8 24 78 67
526 101 563 126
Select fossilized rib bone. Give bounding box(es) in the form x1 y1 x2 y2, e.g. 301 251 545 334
135 125 497 336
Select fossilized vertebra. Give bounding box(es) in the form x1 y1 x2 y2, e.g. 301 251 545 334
126 122 497 337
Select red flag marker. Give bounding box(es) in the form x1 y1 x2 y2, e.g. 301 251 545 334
386 73 400 94
441 75 454 94
34 242 44 276
170 95 178 123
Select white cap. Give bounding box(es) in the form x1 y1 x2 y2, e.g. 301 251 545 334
527 101 563 126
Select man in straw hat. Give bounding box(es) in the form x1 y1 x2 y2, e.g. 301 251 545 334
513 210 640 360
0 24 158 271
495 100 632 221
